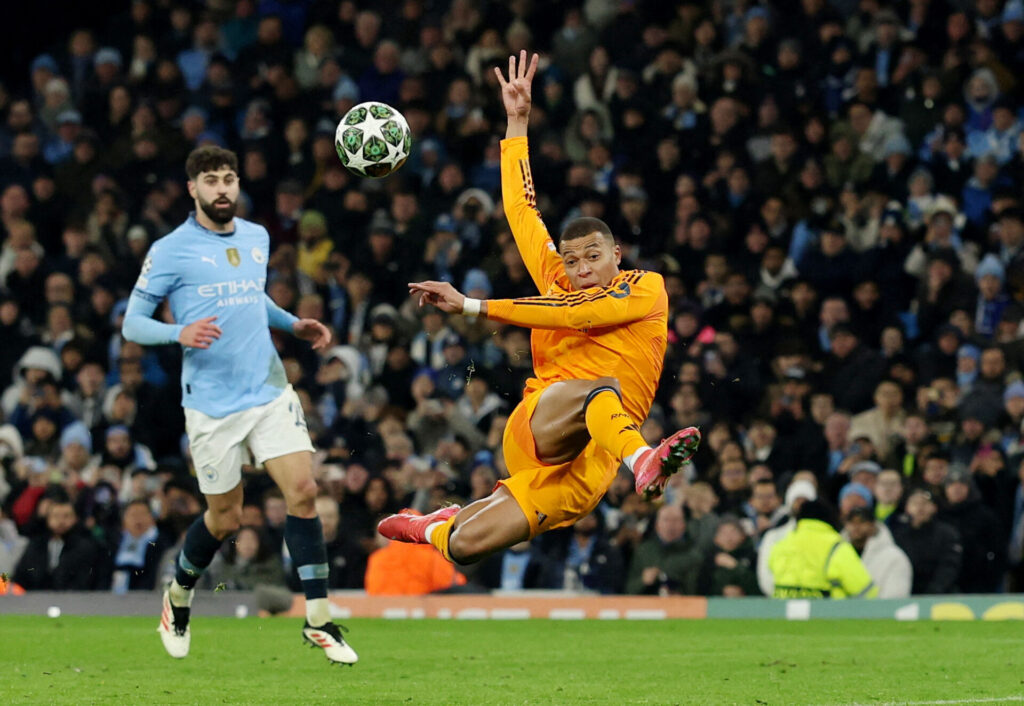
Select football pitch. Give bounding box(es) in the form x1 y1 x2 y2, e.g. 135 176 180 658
1 616 1022 705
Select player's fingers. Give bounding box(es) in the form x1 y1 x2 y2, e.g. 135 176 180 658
494 66 506 88
508 54 516 83
526 52 539 81
199 316 218 323
518 49 527 78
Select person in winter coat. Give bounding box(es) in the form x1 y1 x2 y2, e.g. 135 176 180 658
891 487 963 593
769 499 877 598
939 470 1003 593
842 506 913 597
697 516 761 596
626 504 703 595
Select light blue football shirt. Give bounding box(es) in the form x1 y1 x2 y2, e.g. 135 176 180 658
129 214 292 418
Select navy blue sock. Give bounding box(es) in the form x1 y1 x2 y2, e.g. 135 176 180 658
175 516 223 590
285 515 329 600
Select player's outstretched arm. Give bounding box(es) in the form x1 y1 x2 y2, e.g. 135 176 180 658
122 291 221 348
410 273 664 331
495 51 565 293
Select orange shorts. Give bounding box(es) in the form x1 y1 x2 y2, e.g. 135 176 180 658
499 386 618 538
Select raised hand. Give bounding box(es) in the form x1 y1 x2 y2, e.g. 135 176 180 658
178 316 222 349
494 50 539 122
408 280 466 314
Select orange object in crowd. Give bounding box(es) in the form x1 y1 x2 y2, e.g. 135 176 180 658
364 540 467 596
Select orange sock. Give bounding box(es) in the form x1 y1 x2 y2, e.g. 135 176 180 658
427 516 457 563
584 388 649 463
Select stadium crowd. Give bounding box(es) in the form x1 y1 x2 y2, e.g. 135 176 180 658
2 0 1024 599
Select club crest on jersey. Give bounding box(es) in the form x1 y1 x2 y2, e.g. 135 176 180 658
226 248 241 267
251 247 266 264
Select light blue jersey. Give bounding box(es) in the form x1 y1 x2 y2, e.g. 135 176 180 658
123 213 298 418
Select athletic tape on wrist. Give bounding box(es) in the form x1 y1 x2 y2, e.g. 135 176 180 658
462 298 482 316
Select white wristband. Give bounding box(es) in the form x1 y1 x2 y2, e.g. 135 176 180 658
462 297 482 316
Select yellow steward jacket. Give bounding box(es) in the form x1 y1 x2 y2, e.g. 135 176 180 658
769 519 878 599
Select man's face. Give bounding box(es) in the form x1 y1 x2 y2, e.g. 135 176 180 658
107 432 132 459
189 167 239 225
923 459 949 485
844 515 874 543
123 502 154 537
906 492 936 525
47 503 77 537
719 461 748 491
831 332 857 358
981 349 1006 379
655 505 686 543
750 483 780 514
945 480 969 505
559 233 621 290
875 471 903 504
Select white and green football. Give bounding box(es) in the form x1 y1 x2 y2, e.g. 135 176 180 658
335 101 411 178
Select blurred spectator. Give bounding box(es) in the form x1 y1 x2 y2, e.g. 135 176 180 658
13 494 104 590
697 516 760 596
891 488 963 594
626 504 702 595
842 506 913 598
206 525 287 591
110 499 168 593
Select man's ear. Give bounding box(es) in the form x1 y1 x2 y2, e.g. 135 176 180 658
186 180 196 200
613 243 622 266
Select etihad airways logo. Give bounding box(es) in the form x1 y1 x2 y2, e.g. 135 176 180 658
197 278 266 297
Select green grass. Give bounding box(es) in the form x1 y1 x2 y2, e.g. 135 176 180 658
1 616 1022 705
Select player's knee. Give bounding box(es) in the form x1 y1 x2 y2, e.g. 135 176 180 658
208 508 242 539
287 477 318 513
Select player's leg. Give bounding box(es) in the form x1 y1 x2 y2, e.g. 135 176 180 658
531 377 701 497
378 485 530 564
252 386 356 664
160 482 242 658
263 449 357 665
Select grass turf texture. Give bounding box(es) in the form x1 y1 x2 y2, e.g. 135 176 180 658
1 616 1022 705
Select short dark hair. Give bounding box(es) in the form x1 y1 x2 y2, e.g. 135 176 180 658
559 217 614 246
185 146 238 180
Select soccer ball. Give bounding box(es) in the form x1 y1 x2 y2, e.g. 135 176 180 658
335 102 411 178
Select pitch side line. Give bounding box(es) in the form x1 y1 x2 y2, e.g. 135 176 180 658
840 696 1024 706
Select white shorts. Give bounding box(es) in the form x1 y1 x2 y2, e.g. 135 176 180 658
184 385 314 495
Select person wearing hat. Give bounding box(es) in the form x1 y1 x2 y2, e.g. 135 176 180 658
1001 381 1024 441
939 467 1002 592
967 96 1021 165
842 505 912 598
891 487 963 593
768 499 878 598
822 323 887 414
296 210 332 280
973 253 1010 338
382 52 701 575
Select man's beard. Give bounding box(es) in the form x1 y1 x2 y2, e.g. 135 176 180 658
199 196 237 225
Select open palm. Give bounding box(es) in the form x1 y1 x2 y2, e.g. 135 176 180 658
495 50 539 120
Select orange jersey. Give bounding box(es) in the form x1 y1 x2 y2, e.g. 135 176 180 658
492 137 668 422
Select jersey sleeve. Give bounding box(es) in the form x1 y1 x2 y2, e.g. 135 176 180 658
500 137 566 293
485 271 663 331
131 241 179 304
264 293 299 331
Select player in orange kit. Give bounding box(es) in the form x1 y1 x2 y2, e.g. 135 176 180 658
378 52 701 565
